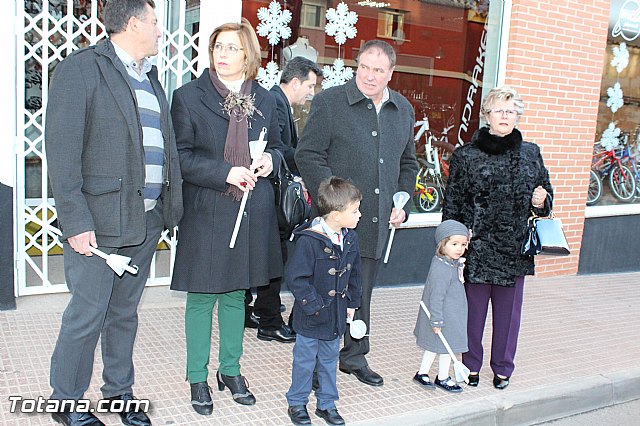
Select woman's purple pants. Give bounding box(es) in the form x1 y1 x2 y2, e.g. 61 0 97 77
462 276 525 377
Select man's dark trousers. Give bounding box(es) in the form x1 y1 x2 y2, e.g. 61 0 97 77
50 202 164 400
339 257 379 370
248 237 288 329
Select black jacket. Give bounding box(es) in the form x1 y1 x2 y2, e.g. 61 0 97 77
169 72 284 294
286 221 362 340
270 85 299 173
442 127 553 286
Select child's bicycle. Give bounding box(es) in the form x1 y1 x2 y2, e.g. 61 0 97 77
586 144 636 206
413 115 455 212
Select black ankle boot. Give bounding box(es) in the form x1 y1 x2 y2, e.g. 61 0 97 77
216 371 256 405
190 382 213 415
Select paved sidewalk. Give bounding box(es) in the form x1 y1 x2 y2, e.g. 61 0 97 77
2 272 640 425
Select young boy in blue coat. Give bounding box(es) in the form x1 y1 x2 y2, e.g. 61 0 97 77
285 176 363 426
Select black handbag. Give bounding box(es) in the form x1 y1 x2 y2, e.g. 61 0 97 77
521 213 570 256
270 150 311 235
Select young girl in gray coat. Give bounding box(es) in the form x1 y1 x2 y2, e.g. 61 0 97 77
413 220 469 393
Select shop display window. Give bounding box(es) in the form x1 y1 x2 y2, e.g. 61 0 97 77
590 0 640 208
242 0 498 214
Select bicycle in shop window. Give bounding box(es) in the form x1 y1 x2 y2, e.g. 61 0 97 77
413 114 456 213
586 139 636 206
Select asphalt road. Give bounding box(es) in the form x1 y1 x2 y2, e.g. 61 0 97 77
538 398 640 425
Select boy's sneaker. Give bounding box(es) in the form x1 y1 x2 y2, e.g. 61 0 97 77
434 376 463 393
413 372 436 390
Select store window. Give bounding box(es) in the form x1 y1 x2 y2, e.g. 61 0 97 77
589 0 640 208
301 1 325 29
242 0 500 215
377 9 406 41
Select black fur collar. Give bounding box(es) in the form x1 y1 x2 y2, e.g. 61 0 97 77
473 126 522 155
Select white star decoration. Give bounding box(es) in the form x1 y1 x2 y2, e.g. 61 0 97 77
611 42 629 74
257 0 292 46
600 123 621 151
321 58 354 89
325 2 358 46
607 82 624 113
257 61 282 90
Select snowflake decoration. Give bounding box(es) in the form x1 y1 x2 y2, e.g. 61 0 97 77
606 82 624 113
257 1 292 46
257 61 282 90
611 42 629 73
325 2 358 46
600 123 622 151
321 58 354 89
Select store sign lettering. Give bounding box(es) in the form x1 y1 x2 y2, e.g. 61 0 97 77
458 22 488 145
612 0 640 41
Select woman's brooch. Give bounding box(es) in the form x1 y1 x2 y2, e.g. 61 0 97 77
221 91 264 123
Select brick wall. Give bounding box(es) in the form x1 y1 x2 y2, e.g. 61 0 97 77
506 1 610 276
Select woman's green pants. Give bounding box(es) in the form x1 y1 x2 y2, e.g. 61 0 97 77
185 290 245 383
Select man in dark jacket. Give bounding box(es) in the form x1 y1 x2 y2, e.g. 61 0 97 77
296 40 418 387
246 57 322 343
45 1 182 425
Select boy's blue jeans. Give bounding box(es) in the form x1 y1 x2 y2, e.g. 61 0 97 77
286 334 340 410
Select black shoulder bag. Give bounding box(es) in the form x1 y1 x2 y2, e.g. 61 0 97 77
270 150 311 236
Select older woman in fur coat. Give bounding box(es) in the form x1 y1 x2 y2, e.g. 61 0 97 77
442 86 553 390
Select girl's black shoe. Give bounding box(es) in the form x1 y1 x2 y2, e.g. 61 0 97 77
467 373 480 387
434 376 463 393
216 371 256 405
493 375 510 389
412 372 436 390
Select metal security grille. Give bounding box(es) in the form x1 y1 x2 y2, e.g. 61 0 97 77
16 0 202 295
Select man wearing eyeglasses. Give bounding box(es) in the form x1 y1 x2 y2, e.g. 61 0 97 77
296 40 418 387
45 1 182 425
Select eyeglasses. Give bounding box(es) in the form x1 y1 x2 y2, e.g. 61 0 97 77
489 108 519 117
211 43 244 55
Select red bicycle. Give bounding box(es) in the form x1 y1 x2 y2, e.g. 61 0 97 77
587 147 636 205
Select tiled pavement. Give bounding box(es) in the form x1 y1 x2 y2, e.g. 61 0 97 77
2 272 640 425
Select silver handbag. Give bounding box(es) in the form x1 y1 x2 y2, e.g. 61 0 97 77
522 213 570 256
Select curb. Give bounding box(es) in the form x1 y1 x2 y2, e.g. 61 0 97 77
355 367 640 425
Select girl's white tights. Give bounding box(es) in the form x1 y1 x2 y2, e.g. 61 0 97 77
419 351 452 379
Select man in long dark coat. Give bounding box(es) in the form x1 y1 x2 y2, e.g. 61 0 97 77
296 40 418 386
246 57 323 343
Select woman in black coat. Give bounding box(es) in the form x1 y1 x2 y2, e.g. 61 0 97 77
442 86 553 390
170 19 284 414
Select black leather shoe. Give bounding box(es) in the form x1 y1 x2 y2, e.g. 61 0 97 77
493 375 510 389
467 373 480 387
257 324 296 343
245 312 260 329
413 372 435 390
315 407 345 425
216 371 256 405
287 405 311 425
52 410 105 426
434 376 463 393
311 371 319 391
339 365 383 386
106 393 151 426
190 382 213 416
